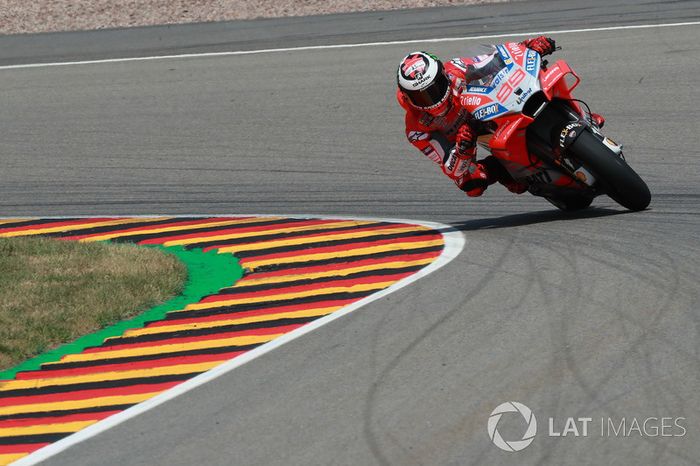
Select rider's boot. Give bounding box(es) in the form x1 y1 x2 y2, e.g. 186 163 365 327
479 156 527 194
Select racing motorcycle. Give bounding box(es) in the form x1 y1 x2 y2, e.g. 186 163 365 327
458 42 650 211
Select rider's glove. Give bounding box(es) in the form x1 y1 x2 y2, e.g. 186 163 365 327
456 162 489 197
442 124 486 196
522 36 556 56
455 124 477 158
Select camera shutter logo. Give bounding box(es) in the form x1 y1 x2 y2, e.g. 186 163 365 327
487 402 537 452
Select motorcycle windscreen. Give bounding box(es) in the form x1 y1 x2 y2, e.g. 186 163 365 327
467 53 507 86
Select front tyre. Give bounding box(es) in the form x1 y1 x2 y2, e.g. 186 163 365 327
568 130 651 211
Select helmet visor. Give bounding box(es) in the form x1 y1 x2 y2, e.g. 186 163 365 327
404 72 449 109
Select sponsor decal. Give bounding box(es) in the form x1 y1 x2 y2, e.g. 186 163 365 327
442 153 458 179
497 45 510 61
454 159 470 178
491 67 511 88
410 75 433 88
515 87 533 105
494 123 507 141
543 68 564 89
472 103 506 120
559 122 584 149
467 85 491 94
402 54 428 79
525 50 539 74
444 151 471 177
444 150 458 172
460 95 483 107
507 42 525 59
408 131 429 142
495 68 525 102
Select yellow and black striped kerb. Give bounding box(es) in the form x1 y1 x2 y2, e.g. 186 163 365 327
0 216 445 464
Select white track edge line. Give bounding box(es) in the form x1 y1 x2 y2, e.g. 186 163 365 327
1 21 699 71
8 214 465 466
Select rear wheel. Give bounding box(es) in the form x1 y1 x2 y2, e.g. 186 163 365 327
568 130 651 211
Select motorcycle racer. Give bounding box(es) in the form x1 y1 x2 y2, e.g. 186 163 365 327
397 36 603 197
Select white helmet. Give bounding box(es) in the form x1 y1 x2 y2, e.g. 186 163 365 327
397 51 451 115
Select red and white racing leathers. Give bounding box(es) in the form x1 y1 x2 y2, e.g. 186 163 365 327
398 36 567 196
397 56 479 187
398 54 525 196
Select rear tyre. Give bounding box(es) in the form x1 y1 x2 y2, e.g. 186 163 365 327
568 130 651 211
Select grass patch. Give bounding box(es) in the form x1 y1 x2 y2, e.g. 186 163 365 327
0 237 187 370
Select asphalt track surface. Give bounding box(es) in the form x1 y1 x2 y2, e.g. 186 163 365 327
2 0 700 464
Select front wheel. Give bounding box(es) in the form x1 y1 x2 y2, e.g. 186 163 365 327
568 130 651 211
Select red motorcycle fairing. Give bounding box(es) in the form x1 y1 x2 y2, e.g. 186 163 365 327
455 41 650 211
459 45 590 191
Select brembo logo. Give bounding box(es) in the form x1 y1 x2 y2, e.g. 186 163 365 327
487 402 537 452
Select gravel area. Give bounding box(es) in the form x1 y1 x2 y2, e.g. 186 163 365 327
0 0 508 35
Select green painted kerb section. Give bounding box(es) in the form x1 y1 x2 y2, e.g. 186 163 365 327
0 245 243 380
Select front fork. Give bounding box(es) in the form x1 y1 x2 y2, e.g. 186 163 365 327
589 124 625 157
526 99 622 192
